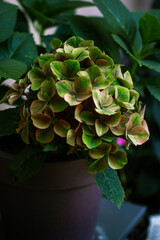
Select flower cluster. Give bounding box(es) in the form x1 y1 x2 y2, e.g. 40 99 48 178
4 36 149 173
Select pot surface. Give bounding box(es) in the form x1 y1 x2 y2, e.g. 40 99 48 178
0 152 102 240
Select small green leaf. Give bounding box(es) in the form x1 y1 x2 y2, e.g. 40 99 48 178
93 0 137 41
82 132 102 149
0 59 27 80
94 165 125 208
65 59 80 79
8 145 46 181
146 76 160 101
139 13 160 44
0 107 20 136
88 157 108 173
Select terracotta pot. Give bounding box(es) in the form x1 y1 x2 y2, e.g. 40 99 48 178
0 151 102 240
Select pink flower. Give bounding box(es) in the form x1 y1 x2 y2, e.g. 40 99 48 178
117 137 126 147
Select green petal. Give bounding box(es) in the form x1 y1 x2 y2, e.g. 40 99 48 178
67 129 76 146
82 132 102 149
93 76 110 89
86 65 102 82
50 61 66 80
36 126 54 143
75 104 83 122
56 80 72 98
96 104 120 115
30 100 47 115
88 157 108 173
65 36 83 48
80 111 95 126
95 119 109 137
31 113 52 129
115 86 130 103
89 143 111 159
28 67 47 90
64 93 80 106
108 151 128 169
64 59 80 79
128 126 149 146
54 119 70 137
50 95 68 112
103 112 121 127
74 76 92 100
50 38 62 51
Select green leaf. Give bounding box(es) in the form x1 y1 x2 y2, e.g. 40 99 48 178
0 59 27 81
94 165 125 208
139 13 160 44
68 16 120 62
93 0 137 41
146 76 160 101
112 35 160 73
82 132 102 149
7 32 38 66
8 145 46 181
112 34 137 61
0 2 17 43
138 60 160 73
15 9 29 33
0 108 20 136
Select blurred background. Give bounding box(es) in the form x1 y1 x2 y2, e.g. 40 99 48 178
1 1 160 239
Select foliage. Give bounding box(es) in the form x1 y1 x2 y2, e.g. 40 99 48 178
0 34 149 207
1 0 160 208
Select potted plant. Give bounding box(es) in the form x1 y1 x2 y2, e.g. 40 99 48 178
0 36 149 240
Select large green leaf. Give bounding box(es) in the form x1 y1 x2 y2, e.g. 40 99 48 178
18 0 94 29
0 108 20 136
146 76 160 101
93 0 137 41
7 32 38 66
138 60 160 73
8 145 46 181
0 59 27 81
94 165 125 208
139 13 160 44
68 16 120 62
112 34 160 73
0 2 18 43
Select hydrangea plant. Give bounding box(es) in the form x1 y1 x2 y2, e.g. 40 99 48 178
0 36 149 208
